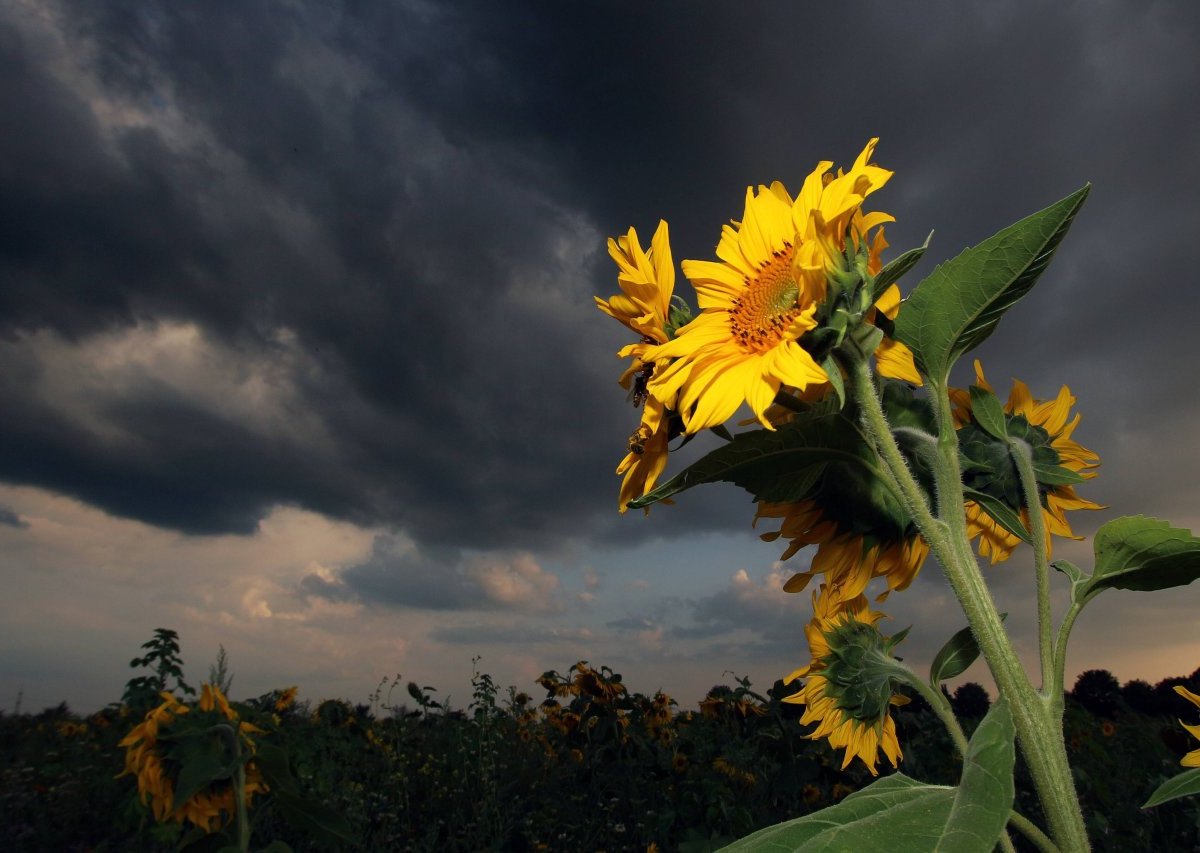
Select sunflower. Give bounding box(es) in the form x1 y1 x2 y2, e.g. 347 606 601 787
952 360 1102 563
783 585 908 775
598 221 681 512
646 139 913 433
118 685 267 833
1174 685 1200 768
758 499 929 602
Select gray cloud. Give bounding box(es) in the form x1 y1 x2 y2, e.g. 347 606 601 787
303 534 564 614
0 506 25 529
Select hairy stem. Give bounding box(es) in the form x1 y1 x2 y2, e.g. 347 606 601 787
1053 600 1086 718
890 664 970 759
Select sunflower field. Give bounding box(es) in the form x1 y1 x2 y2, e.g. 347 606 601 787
2 629 1198 852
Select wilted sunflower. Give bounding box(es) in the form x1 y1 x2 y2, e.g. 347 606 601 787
783 585 909 775
952 360 1102 563
646 138 913 433
1174 685 1200 768
598 221 682 512
118 684 267 833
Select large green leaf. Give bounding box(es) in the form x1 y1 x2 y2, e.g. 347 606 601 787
936 698 1015 851
929 615 1007 684
1143 767 1200 808
719 700 1014 852
893 186 1089 383
165 728 243 812
718 775 955 852
627 410 889 510
1082 515 1200 597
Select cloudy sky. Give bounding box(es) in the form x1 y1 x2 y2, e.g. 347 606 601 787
3 0 1199 715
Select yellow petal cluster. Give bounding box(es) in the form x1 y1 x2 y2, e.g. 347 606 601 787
782 585 906 774
757 500 929 602
953 360 1102 563
598 221 678 512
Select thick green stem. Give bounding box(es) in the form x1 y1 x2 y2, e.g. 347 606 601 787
846 357 1089 851
1009 439 1055 693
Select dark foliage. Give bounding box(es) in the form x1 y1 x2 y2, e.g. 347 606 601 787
1 662 1198 852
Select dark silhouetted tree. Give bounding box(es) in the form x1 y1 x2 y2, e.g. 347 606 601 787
1120 679 1160 715
951 682 991 718
1070 669 1122 718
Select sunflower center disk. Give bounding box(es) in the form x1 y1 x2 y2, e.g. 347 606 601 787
728 247 802 353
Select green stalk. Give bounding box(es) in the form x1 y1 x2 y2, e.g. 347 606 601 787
881 658 969 759
1009 810 1061 853
234 761 250 852
845 356 1089 851
1052 600 1085 718
1009 438 1055 693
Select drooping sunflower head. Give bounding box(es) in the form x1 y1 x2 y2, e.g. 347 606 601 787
758 500 929 603
646 139 910 434
953 360 1102 563
755 383 933 600
118 685 267 833
783 585 909 775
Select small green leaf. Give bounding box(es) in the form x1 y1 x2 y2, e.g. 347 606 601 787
937 698 1015 851
1082 515 1200 598
929 614 1008 684
1031 463 1086 486
1143 767 1200 808
1051 559 1083 583
968 385 1007 441
894 186 1090 383
963 487 1032 545
821 356 845 408
872 232 932 302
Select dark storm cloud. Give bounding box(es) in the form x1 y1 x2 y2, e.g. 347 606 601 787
1 0 1197 556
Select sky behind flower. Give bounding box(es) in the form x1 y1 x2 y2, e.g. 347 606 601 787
3 0 1199 713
